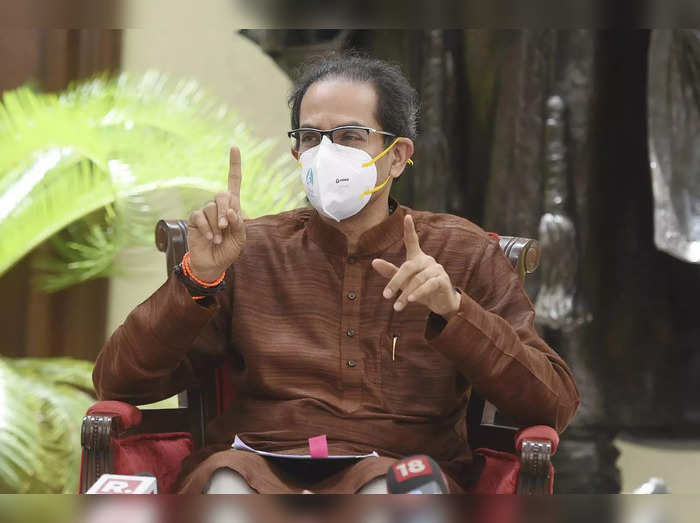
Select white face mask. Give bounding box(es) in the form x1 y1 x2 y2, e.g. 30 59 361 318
298 135 400 222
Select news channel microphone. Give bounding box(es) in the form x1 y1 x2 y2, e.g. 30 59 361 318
386 455 448 494
86 473 158 494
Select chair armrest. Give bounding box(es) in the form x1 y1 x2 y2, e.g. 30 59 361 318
85 400 143 431
80 406 120 492
516 425 559 455
497 235 541 281
515 425 558 495
155 219 188 275
80 400 198 493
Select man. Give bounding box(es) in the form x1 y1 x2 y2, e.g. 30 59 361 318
93 53 579 493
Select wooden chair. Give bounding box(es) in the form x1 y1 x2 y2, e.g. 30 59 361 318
80 220 557 494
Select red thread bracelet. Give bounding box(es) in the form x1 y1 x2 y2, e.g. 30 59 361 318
182 252 226 287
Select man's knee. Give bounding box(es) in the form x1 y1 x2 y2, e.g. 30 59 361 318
358 476 388 494
204 467 256 494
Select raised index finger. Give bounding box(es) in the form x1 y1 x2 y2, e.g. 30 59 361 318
403 214 421 257
228 146 242 198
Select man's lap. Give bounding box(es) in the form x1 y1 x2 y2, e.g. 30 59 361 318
204 467 389 494
177 449 398 494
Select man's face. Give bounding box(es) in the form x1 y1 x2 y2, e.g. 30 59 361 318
297 78 394 182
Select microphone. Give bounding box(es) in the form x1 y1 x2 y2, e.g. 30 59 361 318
86 473 158 494
386 455 448 494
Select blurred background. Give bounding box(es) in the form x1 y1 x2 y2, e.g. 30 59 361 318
1 1 699 495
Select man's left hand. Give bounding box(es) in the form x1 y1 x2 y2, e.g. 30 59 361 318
372 215 461 320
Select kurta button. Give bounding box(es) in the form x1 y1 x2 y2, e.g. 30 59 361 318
348 256 356 264
346 360 357 368
347 291 357 300
346 328 355 337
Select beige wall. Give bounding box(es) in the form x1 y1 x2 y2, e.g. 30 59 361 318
616 435 700 493
107 22 292 337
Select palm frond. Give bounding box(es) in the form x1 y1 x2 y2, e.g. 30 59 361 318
0 357 95 493
9 357 95 393
0 71 306 290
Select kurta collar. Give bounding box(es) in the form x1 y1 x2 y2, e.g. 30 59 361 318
306 198 406 257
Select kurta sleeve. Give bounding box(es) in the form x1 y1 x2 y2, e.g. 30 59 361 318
93 271 232 405
424 237 579 433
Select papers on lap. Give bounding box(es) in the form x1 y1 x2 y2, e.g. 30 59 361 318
232 435 379 460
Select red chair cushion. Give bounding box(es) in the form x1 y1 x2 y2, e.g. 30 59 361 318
110 432 193 494
87 401 142 430
469 446 555 494
469 448 521 494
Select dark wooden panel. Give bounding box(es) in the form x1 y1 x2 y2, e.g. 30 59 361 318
0 26 121 359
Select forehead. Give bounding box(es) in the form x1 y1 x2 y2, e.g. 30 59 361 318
299 78 380 129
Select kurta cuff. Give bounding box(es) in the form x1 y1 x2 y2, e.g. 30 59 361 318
425 287 535 383
148 273 220 347
424 289 577 432
124 273 221 369
424 288 490 347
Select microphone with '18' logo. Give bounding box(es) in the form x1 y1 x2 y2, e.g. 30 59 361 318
386 455 448 494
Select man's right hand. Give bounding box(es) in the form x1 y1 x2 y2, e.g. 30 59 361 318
187 146 246 282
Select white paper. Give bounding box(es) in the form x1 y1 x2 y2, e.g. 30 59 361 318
232 435 378 460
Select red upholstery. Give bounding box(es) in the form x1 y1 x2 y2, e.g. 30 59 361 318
469 448 521 494
83 401 193 493
110 432 193 494
87 400 142 430
470 447 555 494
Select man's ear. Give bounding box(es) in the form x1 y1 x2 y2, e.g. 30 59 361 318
389 138 414 179
291 148 299 160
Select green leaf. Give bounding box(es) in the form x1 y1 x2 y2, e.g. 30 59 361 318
0 357 95 493
0 71 306 290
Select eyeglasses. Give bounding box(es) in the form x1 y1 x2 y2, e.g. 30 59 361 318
288 126 396 153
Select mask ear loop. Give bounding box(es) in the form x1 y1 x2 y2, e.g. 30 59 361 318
360 137 414 198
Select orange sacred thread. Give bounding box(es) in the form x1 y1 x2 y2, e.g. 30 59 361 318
182 251 226 287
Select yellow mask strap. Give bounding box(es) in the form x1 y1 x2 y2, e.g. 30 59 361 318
360 169 393 198
361 137 414 167
359 137 413 197
297 137 414 170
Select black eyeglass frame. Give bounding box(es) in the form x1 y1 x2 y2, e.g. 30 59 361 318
288 125 396 151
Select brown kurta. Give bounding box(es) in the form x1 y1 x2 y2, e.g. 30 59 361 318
93 200 579 493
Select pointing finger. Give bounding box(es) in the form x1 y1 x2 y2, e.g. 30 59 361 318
228 145 242 198
403 214 421 258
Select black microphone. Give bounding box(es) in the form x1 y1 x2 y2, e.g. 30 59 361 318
386 455 448 494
